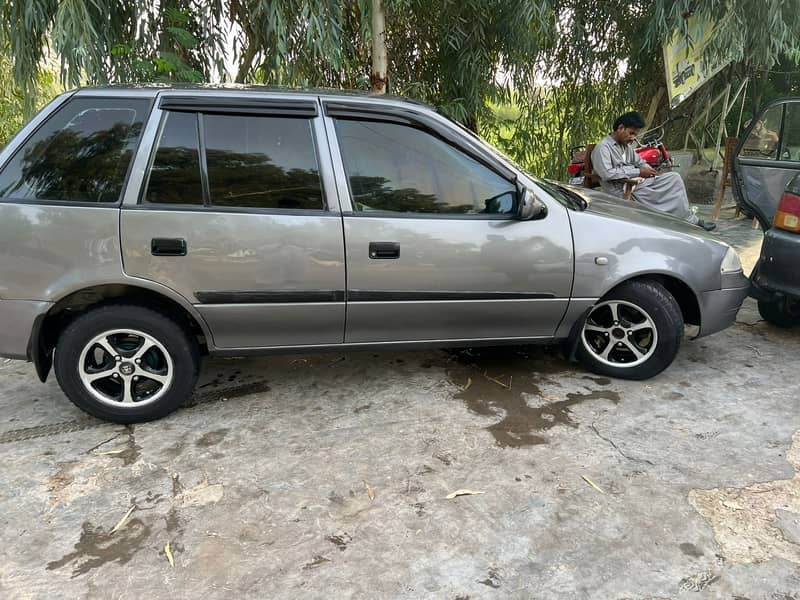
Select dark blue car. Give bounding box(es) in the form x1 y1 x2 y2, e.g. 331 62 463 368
733 97 800 326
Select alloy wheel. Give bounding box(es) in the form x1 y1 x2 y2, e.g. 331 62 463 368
581 300 658 368
77 328 174 408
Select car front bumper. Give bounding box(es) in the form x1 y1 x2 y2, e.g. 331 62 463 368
0 299 52 360
697 270 750 338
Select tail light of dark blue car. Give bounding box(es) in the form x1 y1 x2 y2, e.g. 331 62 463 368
774 190 800 233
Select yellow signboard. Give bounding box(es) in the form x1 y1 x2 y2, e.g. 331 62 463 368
663 16 730 108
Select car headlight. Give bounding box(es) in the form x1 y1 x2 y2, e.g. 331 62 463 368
721 246 742 273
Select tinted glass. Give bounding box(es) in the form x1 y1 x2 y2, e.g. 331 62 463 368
0 97 149 203
335 119 516 215
741 105 782 159
144 111 203 205
780 103 800 162
204 115 324 210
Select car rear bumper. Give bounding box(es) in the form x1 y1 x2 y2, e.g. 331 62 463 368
752 227 800 300
697 271 750 338
0 299 52 360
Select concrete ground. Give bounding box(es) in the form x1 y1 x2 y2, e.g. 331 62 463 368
2 211 799 600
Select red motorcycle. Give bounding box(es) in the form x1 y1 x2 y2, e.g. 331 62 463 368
567 116 683 186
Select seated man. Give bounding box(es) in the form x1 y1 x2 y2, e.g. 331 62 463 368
592 111 716 231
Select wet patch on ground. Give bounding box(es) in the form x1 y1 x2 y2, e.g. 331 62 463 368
196 428 229 447
445 346 618 447
303 555 332 570
679 542 704 558
478 567 502 588
46 519 152 578
326 532 352 551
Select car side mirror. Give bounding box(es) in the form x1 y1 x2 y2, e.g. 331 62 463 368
516 186 547 221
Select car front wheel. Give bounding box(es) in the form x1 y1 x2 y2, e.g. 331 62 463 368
54 304 200 423
576 280 683 380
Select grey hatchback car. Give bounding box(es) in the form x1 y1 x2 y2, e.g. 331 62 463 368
0 86 749 423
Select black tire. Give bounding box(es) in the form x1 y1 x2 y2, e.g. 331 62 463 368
757 298 800 329
576 280 683 380
54 304 199 423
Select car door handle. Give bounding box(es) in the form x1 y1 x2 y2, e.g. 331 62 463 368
369 242 400 259
151 238 187 256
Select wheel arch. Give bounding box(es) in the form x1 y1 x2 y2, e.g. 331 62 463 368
30 283 211 383
602 273 701 326
565 272 701 362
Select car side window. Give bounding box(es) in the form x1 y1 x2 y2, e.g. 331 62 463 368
741 105 783 160
204 114 324 210
143 111 203 205
779 103 800 162
0 97 150 203
334 119 516 215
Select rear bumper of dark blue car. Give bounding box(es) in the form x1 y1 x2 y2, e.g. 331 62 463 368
751 227 800 301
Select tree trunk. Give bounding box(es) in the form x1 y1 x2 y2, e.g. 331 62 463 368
370 0 387 93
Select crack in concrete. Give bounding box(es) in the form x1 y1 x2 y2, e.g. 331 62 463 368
590 422 655 466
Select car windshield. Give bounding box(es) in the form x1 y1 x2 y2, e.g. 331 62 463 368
533 178 588 211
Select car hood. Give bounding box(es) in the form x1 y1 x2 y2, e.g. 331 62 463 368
566 186 722 242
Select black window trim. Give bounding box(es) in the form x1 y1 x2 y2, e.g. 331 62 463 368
197 113 211 206
124 203 338 218
779 101 800 162
138 108 330 213
328 106 519 220
0 95 155 208
159 95 318 118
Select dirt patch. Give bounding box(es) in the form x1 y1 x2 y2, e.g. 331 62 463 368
689 430 800 564
47 461 101 508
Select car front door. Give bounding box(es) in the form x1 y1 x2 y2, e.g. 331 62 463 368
121 93 346 349
323 100 574 344
734 98 800 227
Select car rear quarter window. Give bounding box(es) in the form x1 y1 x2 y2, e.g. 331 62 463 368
334 119 516 215
204 114 324 210
0 97 150 203
143 111 203 205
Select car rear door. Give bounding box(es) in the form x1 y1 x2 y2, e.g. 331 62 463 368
322 99 574 344
121 92 346 350
733 98 800 227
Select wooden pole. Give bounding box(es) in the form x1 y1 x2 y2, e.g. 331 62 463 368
644 87 665 129
710 82 731 171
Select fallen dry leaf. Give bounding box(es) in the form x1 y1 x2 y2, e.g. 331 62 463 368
483 372 510 389
165 542 175 567
110 505 136 534
581 475 606 495
446 489 485 499
364 480 375 501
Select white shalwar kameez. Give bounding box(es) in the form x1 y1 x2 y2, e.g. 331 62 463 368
591 136 699 225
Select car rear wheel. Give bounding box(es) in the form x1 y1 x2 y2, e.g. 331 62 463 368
757 297 800 328
576 280 683 380
54 305 199 423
